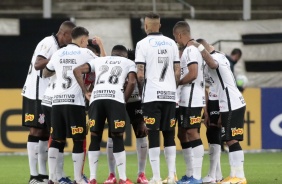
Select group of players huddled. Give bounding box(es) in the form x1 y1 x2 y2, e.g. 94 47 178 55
22 12 247 184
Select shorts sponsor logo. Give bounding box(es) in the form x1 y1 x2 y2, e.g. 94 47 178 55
210 111 220 115
71 127 84 135
170 118 176 127
38 114 45 124
114 120 125 129
25 113 34 122
88 119 95 127
50 127 53 134
231 128 243 137
190 116 201 125
144 117 155 125
135 109 143 115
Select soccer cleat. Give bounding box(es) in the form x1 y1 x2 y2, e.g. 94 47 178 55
48 180 55 184
58 177 73 184
176 175 191 184
202 175 216 183
29 175 46 184
104 173 117 184
216 178 224 184
88 179 97 184
163 173 178 183
118 179 134 184
219 176 247 184
137 172 149 184
39 174 49 184
177 176 202 184
148 178 163 184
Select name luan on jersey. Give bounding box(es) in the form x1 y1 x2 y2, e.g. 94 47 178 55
22 35 60 100
135 33 180 103
46 44 97 106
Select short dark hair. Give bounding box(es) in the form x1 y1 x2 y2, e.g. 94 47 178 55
231 48 242 56
87 39 100 55
173 21 190 33
145 12 160 19
111 45 127 57
112 45 127 53
71 26 89 39
61 21 76 29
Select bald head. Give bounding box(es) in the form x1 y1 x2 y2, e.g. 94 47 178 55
144 12 161 34
196 38 214 52
57 21 76 46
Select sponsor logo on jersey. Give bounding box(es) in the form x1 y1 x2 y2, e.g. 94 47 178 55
170 118 176 127
190 116 201 125
144 117 155 125
114 120 125 129
149 38 172 47
38 114 45 124
231 128 243 137
71 127 84 135
157 91 176 100
25 114 34 122
59 50 81 57
88 119 95 128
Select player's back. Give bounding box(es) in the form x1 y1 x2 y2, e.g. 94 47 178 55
135 33 179 103
48 44 96 106
22 35 59 100
89 56 136 104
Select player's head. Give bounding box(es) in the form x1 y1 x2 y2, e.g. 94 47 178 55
230 48 242 62
71 26 89 48
196 38 214 52
57 21 76 46
173 21 191 47
111 45 128 58
127 49 135 61
144 12 161 35
87 39 101 56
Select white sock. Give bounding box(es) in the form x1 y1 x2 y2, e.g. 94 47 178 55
72 153 84 181
136 137 148 174
88 151 100 180
182 147 193 177
164 146 176 178
192 144 204 180
38 140 48 175
149 147 161 180
208 144 221 179
229 150 245 178
48 147 59 181
27 141 39 176
216 160 223 181
113 150 126 181
106 138 116 175
56 152 66 180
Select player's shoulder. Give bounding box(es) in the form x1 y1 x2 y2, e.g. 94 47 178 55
80 47 98 58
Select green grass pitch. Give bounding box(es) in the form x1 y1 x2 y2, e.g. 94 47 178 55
0 152 281 183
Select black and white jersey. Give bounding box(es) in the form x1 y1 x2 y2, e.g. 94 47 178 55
46 44 97 106
207 51 246 112
204 64 218 101
88 56 136 104
179 46 205 107
22 35 60 100
41 75 56 107
135 33 180 103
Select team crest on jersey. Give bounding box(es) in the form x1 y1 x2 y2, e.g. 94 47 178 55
88 119 95 127
144 117 155 125
114 120 125 129
25 114 34 122
71 126 84 135
231 128 243 137
170 118 176 127
38 114 45 124
190 116 201 125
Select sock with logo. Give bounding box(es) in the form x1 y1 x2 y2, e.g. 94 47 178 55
88 151 100 180
181 142 193 177
136 137 148 174
113 151 126 181
27 135 40 176
149 147 161 180
72 140 84 182
48 141 61 181
106 138 116 175
164 146 176 178
190 139 204 180
208 144 221 179
56 142 66 180
229 142 245 178
38 138 49 175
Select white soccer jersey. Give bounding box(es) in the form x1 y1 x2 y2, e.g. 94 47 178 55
204 64 218 101
88 56 136 104
207 51 246 112
135 33 180 103
46 44 97 106
179 46 205 107
22 35 60 100
41 75 56 107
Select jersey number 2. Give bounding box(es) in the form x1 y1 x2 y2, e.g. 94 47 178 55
96 65 122 85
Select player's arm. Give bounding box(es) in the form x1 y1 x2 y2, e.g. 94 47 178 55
124 72 136 102
188 40 218 69
42 67 55 78
136 64 145 96
179 63 198 85
34 56 50 70
73 63 91 100
93 36 107 57
173 62 181 87
203 86 209 127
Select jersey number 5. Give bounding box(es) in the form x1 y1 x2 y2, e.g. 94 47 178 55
62 66 72 89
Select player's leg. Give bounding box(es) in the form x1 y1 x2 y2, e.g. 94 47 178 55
143 102 162 183
22 97 47 184
108 100 133 184
220 106 246 184
160 102 177 183
104 135 117 184
127 101 148 183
